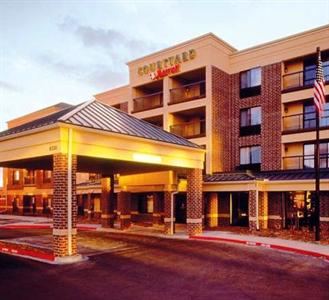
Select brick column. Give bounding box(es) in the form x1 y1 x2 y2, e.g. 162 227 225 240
152 192 162 225
87 193 92 220
249 190 257 231
258 192 268 229
164 191 173 234
186 168 203 236
320 191 329 240
206 193 218 228
100 176 115 228
117 191 131 230
53 153 77 258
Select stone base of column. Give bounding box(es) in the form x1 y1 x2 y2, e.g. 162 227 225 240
249 219 257 231
101 214 115 228
187 222 202 236
53 234 77 258
320 221 329 239
119 215 131 230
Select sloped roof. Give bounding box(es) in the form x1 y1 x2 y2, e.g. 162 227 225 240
0 100 201 149
204 169 329 183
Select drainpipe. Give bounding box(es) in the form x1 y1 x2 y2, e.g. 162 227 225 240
67 128 73 255
255 181 259 231
171 191 178 235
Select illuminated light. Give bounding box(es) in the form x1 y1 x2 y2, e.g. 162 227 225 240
133 153 162 164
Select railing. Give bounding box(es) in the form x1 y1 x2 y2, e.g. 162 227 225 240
283 154 329 170
133 92 163 113
282 65 329 90
169 80 206 104
170 120 206 139
282 109 329 132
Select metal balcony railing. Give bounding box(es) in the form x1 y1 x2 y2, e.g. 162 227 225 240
133 92 163 113
170 120 206 139
282 65 329 90
283 154 329 170
282 110 329 132
169 80 206 104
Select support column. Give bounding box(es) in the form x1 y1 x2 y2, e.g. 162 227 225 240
249 190 257 231
100 175 115 228
152 192 162 225
206 193 218 228
87 193 92 220
320 191 329 240
258 191 268 229
186 168 203 236
164 191 173 234
53 153 78 259
117 191 131 230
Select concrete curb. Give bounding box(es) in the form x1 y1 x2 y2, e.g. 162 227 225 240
0 223 99 231
190 235 329 261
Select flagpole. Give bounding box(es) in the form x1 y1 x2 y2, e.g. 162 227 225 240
314 46 321 242
314 107 320 241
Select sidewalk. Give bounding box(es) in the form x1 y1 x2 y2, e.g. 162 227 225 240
1 214 328 261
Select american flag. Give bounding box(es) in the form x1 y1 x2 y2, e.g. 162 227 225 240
314 48 326 115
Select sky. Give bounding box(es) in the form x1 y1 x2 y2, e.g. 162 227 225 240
0 0 328 187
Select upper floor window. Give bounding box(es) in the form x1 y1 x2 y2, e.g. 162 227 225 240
240 106 261 136
304 102 329 129
304 142 329 169
12 170 20 185
240 67 261 98
239 146 261 170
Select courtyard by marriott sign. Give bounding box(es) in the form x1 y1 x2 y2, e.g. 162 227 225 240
138 49 196 81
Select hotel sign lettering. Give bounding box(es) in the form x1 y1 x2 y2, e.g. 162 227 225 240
138 49 196 80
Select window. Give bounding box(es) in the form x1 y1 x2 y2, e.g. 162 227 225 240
43 170 52 184
89 173 101 181
239 146 261 170
240 107 261 136
138 194 154 213
304 142 329 169
240 67 261 98
12 170 20 185
24 170 35 185
304 102 329 129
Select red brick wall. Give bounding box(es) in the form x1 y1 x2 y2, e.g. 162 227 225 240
212 67 230 172
213 63 282 172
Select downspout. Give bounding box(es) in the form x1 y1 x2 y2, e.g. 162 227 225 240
67 128 73 255
171 191 178 235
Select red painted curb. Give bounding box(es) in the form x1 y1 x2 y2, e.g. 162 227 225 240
0 224 97 231
190 236 329 260
0 245 54 261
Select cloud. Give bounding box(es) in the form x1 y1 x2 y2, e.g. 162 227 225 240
86 68 128 90
0 81 21 93
59 17 162 61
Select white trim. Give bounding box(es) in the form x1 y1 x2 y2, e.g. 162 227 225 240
53 228 77 236
164 217 176 222
320 217 329 222
268 215 282 220
186 218 202 224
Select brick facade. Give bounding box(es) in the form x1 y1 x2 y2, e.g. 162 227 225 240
206 192 218 227
164 191 172 234
320 191 329 239
100 176 115 228
52 153 77 257
117 191 131 230
186 168 203 236
248 190 257 231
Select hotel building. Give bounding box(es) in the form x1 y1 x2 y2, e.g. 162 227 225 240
1 25 329 239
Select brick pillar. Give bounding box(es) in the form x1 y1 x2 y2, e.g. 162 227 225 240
53 153 77 258
249 190 257 231
100 176 115 228
164 191 173 234
206 193 218 228
152 192 162 225
258 192 268 229
186 168 203 236
320 191 329 240
86 193 92 220
117 191 131 230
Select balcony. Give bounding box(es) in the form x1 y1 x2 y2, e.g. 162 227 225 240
283 154 329 170
282 110 329 133
170 120 206 139
282 65 329 92
169 80 206 105
132 92 163 113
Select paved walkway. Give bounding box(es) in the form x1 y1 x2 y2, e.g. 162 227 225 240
0 214 328 261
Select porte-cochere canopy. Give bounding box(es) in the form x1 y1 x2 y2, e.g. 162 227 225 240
0 100 205 262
